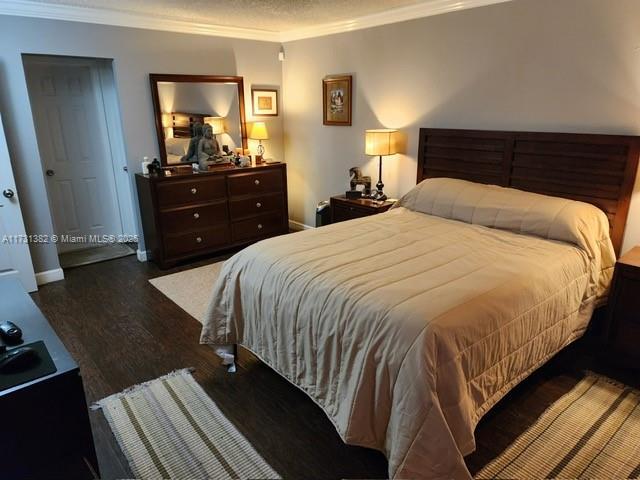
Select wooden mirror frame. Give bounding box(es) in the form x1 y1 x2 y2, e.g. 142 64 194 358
149 74 248 166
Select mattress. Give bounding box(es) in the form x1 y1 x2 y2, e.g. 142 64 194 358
200 178 615 479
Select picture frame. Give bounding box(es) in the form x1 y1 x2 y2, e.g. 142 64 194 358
251 88 278 116
323 75 352 126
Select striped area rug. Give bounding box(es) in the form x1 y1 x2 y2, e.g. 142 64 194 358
95 369 280 479
477 374 640 479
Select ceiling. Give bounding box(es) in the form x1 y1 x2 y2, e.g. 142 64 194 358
4 0 512 41
27 0 430 32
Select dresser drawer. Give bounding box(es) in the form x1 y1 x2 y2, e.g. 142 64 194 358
232 213 284 242
229 193 284 220
163 226 230 258
228 170 283 197
160 201 228 234
157 176 226 207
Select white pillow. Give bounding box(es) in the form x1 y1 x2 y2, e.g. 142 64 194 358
395 177 614 260
165 137 189 156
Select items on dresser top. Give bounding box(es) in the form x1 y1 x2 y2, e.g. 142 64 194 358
136 163 288 269
330 195 394 223
604 246 640 369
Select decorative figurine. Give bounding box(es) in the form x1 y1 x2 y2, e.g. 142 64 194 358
348 167 372 196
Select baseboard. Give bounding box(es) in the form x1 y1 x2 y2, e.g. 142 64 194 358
35 268 65 286
289 219 315 231
136 249 149 262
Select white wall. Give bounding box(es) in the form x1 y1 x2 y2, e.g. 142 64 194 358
0 15 283 273
282 0 640 253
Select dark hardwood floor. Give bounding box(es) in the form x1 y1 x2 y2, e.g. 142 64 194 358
29 252 637 480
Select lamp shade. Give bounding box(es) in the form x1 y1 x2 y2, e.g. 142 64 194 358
249 121 269 140
204 116 225 135
365 129 398 156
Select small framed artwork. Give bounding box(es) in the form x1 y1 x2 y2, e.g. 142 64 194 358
323 75 352 126
251 88 278 116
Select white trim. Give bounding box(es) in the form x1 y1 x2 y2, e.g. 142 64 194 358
0 0 514 43
0 0 281 42
281 0 513 41
136 249 148 262
289 219 315 231
35 267 64 286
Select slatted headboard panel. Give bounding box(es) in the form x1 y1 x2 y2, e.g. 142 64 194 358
417 128 640 255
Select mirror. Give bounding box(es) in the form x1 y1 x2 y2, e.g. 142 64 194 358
150 74 247 166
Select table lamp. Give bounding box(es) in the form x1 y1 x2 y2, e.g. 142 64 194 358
204 116 225 140
365 129 398 201
249 121 269 161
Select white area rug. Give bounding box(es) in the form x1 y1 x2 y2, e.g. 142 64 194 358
149 262 224 324
95 369 280 479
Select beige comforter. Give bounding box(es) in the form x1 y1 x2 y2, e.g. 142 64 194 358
201 178 615 479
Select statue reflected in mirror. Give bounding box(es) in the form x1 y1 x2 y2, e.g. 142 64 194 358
181 122 203 163
198 123 224 170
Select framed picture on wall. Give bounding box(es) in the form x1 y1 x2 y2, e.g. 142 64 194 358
323 75 352 126
251 88 278 116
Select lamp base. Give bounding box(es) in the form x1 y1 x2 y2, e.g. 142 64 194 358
372 175 386 201
372 189 387 201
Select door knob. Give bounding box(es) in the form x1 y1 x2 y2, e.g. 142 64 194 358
2 189 14 199
46 169 55 176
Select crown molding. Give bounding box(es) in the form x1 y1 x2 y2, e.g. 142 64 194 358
0 0 514 44
279 0 514 42
0 0 281 42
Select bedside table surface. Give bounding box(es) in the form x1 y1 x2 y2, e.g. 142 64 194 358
332 195 395 210
618 246 640 268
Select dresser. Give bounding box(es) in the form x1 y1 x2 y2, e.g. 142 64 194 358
136 163 288 268
1 277 98 479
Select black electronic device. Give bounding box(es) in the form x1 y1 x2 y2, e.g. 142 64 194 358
0 321 22 344
0 346 39 374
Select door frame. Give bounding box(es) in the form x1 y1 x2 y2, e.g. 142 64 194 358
22 54 136 253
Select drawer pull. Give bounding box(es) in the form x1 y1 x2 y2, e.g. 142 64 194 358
190 187 197 194
254 179 260 185
257 224 263 230
256 202 262 208
196 236 202 243
193 212 200 219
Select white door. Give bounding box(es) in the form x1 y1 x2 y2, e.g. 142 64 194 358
25 59 123 253
0 114 37 292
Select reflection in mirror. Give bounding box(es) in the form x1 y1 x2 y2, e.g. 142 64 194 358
152 76 246 167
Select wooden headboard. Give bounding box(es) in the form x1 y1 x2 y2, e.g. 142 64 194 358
417 128 640 255
169 112 207 138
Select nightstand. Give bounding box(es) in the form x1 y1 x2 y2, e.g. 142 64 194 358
604 246 640 369
330 195 394 223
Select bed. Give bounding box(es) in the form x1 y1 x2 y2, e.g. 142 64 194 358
200 128 640 479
